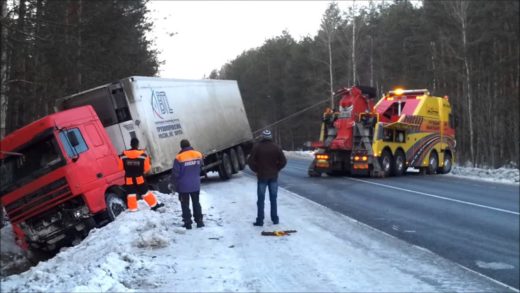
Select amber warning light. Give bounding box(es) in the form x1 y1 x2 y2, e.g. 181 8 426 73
393 88 404 96
316 154 329 160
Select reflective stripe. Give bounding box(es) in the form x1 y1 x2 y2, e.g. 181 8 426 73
125 176 145 185
176 150 203 162
143 191 158 208
127 194 138 211
122 149 151 177
123 149 146 158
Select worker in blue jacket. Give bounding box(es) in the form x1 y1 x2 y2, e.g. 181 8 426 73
171 139 204 229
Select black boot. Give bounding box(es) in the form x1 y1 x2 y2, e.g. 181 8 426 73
151 202 164 211
183 223 192 230
196 222 205 228
253 221 263 226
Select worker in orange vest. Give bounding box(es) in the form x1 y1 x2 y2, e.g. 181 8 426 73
118 138 164 212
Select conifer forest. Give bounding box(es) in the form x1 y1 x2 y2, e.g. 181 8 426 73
1 0 519 168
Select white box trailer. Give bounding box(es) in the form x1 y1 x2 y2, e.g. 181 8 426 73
55 76 253 181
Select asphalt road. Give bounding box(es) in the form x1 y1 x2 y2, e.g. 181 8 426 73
247 157 520 291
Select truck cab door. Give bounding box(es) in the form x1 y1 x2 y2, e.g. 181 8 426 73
59 128 100 187
83 123 119 177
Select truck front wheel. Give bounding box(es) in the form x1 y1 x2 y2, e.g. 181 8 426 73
105 192 126 221
379 149 393 177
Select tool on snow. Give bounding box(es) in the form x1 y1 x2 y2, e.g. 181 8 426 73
261 230 297 236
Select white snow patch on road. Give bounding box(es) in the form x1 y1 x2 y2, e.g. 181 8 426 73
476 261 515 270
0 174 511 292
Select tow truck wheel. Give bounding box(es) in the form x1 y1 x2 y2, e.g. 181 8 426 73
105 192 126 221
392 150 406 176
218 153 233 180
229 148 240 174
438 152 452 174
427 151 439 175
380 149 393 177
308 160 322 177
308 169 322 177
236 146 247 170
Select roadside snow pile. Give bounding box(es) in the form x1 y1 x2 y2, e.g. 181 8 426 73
0 223 32 278
450 166 519 185
284 150 315 160
0 174 510 292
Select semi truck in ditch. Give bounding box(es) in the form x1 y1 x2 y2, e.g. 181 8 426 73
0 76 253 251
308 86 456 177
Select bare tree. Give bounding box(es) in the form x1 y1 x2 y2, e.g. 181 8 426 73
0 0 9 138
443 0 475 165
351 0 357 85
320 2 342 108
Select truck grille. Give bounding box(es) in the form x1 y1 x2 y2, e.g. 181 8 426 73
5 178 71 222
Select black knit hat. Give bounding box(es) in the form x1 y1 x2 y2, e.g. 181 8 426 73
180 139 190 148
130 137 139 149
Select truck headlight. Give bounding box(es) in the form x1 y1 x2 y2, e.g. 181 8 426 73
73 210 82 219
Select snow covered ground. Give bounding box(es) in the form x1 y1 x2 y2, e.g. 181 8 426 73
0 173 514 292
284 150 520 184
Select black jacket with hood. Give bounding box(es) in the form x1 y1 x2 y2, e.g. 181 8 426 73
247 138 287 180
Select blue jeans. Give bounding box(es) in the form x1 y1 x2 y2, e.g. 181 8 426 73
256 178 279 223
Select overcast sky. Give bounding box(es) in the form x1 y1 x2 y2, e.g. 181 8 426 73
147 1 352 79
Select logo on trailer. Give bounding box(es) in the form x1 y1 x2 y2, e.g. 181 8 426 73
151 90 173 119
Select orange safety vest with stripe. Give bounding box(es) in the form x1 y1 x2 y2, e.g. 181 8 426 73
118 149 151 185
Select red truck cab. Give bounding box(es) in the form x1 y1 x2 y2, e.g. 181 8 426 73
0 106 125 251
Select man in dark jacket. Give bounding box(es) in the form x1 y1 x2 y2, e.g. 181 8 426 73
247 129 287 226
171 139 204 229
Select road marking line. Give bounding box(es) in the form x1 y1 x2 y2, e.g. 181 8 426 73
287 166 519 215
348 177 520 216
279 182 519 292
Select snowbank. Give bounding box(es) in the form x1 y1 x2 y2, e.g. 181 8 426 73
0 223 32 278
450 166 519 184
0 174 510 292
284 150 315 160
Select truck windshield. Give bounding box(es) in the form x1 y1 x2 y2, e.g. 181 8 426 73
0 134 65 196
